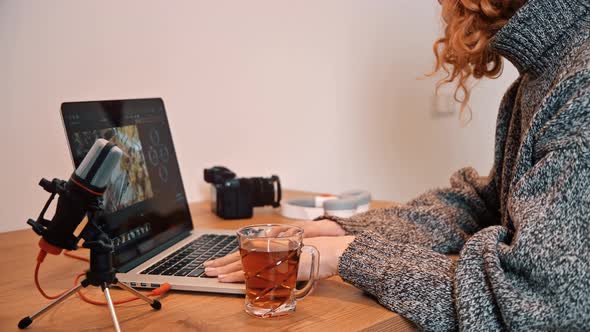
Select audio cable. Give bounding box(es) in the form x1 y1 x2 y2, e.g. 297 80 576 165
34 248 171 305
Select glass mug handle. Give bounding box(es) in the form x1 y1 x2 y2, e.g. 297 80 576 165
294 245 320 300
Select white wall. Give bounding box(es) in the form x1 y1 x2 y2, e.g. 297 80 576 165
0 0 518 232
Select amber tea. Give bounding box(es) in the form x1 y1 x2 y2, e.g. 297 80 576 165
240 241 300 313
237 225 319 318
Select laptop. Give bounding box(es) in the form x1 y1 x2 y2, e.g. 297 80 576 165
61 98 244 294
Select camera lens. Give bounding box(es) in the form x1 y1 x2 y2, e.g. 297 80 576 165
243 176 281 208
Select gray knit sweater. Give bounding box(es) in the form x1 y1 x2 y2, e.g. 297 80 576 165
328 0 590 330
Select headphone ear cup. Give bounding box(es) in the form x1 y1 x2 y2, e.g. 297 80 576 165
324 191 371 218
339 190 371 206
280 198 324 220
280 191 372 220
323 197 358 211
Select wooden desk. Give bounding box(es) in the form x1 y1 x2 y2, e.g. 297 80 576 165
0 192 415 331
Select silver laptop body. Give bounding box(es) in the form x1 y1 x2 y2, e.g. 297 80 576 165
117 229 243 294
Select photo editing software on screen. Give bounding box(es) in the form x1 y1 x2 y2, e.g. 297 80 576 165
63 101 192 268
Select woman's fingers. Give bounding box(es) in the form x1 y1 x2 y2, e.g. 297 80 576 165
303 220 346 237
201 251 245 282
204 251 240 268
205 259 242 276
264 225 300 238
218 270 245 283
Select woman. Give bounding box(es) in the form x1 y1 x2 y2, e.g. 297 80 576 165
205 0 590 330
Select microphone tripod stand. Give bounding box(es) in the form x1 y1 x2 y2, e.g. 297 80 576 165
18 217 162 332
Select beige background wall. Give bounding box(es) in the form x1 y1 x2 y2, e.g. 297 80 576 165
0 0 518 232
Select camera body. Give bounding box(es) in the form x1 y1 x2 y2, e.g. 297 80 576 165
204 166 281 219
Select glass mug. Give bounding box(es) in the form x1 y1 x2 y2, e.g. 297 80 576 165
237 224 320 318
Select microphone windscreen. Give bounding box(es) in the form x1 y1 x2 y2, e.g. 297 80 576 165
74 139 123 189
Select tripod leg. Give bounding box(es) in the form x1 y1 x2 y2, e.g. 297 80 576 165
116 281 162 310
103 284 122 332
18 283 84 329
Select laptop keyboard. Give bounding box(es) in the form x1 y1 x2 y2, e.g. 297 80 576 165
140 234 238 278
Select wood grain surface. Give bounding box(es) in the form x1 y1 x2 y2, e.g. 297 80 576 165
0 191 415 331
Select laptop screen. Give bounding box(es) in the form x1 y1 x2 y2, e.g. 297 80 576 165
61 98 193 269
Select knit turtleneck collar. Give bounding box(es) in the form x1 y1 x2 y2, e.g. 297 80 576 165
490 0 590 77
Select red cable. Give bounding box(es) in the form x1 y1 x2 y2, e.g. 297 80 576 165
34 259 75 300
73 273 171 305
34 249 171 305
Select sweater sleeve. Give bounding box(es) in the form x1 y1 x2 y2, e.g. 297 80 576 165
324 166 501 254
338 147 590 331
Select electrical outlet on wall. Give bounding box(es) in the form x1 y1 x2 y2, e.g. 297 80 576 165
431 81 459 117
432 93 456 116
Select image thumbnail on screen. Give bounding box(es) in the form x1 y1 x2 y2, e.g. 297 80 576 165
72 125 154 213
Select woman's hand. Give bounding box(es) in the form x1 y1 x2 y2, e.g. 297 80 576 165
204 235 356 283
299 236 356 279
300 219 346 238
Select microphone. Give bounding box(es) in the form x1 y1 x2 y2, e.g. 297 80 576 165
28 139 123 255
72 138 123 191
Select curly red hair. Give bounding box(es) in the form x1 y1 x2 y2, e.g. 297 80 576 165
433 0 526 115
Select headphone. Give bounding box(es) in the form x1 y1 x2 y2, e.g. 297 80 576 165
280 190 371 220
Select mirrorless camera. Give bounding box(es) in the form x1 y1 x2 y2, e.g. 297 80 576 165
204 166 281 219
